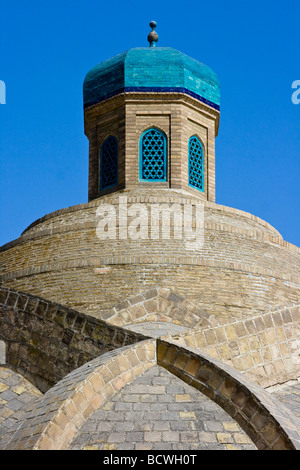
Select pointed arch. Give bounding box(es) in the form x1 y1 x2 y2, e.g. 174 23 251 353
157 340 300 450
139 127 167 181
100 135 118 190
188 135 204 192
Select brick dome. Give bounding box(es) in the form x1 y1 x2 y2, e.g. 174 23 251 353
1 25 300 451
83 47 220 110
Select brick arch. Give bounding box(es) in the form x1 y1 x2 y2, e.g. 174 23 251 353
104 287 214 330
157 339 300 450
3 337 300 450
3 340 156 450
0 287 147 392
164 304 300 388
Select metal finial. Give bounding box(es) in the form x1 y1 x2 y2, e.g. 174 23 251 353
148 21 158 47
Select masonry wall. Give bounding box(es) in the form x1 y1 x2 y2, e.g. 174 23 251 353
0 189 299 322
86 96 126 201
157 340 300 450
163 304 300 388
98 288 300 388
0 288 146 392
3 339 300 450
84 93 219 201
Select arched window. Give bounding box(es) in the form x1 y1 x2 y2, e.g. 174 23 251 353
100 136 118 190
188 136 204 192
140 128 167 181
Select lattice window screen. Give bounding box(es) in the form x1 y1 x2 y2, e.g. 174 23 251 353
140 128 167 181
188 136 204 191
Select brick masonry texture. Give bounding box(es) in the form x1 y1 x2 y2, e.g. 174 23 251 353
162 304 300 388
69 366 255 451
1 338 299 450
0 367 41 438
157 340 300 450
1 365 299 451
269 381 300 418
0 189 299 323
0 283 298 451
102 287 214 330
1 340 156 450
1 285 300 394
1 42 299 451
97 289 300 389
0 287 147 392
84 93 219 202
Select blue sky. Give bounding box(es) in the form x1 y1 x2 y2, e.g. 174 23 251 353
0 0 299 247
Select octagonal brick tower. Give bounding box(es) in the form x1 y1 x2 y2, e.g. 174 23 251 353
83 22 220 202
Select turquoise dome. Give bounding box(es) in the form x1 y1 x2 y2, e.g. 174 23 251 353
83 47 220 110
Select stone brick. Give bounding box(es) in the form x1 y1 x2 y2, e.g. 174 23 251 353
175 394 191 402
144 431 162 442
231 387 249 409
260 421 280 445
174 352 189 370
185 357 200 377
54 411 70 430
90 374 105 393
216 432 234 444
179 411 196 420
241 397 258 419
225 325 237 341
64 400 78 420
73 391 89 412
250 410 269 431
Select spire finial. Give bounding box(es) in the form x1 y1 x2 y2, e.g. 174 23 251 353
148 21 158 47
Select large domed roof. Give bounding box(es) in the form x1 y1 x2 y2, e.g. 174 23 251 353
83 47 220 110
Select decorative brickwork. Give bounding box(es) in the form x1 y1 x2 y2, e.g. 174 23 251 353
0 288 147 392
2 340 156 450
70 365 256 450
84 94 219 201
164 305 300 388
103 287 215 330
0 189 299 322
0 29 299 452
140 128 167 181
157 340 300 450
2 338 300 450
188 135 204 191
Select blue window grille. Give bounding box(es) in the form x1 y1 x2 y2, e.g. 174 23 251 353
100 136 118 190
140 128 167 181
188 136 204 192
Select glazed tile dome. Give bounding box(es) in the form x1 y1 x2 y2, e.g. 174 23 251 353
83 47 220 110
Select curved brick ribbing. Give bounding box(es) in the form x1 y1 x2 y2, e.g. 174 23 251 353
164 305 300 388
3 338 300 450
0 288 148 392
157 340 300 450
3 340 156 450
103 287 215 329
